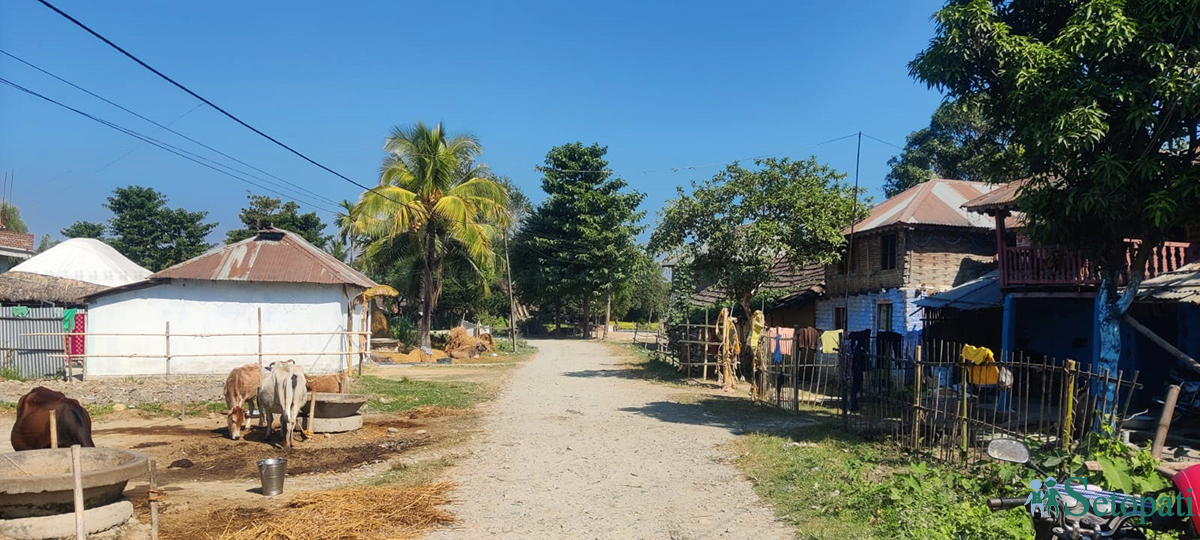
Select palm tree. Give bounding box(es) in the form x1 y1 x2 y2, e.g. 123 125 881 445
334 199 359 267
355 122 508 348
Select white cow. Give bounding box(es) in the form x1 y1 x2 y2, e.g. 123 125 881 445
257 360 309 448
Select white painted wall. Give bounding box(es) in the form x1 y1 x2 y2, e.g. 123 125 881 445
86 280 364 376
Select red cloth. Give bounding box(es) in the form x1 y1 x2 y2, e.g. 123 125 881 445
69 312 85 356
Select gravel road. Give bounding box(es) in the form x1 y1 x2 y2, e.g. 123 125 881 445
427 339 794 540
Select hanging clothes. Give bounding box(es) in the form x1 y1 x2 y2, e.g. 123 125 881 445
62 308 78 332
772 333 783 365
10 306 30 318
819 329 843 354
962 344 999 385
748 310 765 352
796 327 820 351
69 311 86 356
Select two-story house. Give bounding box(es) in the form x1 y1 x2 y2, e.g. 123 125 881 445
815 179 1000 351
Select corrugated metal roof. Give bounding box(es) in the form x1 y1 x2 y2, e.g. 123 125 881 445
689 260 824 307
847 179 998 235
1137 262 1200 304
961 179 1028 214
915 271 1001 311
151 229 376 288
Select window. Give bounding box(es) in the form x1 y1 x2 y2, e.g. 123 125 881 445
834 306 847 331
876 303 893 332
880 233 897 271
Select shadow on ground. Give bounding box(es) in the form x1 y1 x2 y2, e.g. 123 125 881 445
618 395 837 435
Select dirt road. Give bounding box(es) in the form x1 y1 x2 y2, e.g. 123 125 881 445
428 339 794 540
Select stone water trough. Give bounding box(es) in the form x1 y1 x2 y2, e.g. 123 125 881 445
300 392 369 433
0 448 147 539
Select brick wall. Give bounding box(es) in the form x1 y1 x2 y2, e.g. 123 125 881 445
825 231 907 296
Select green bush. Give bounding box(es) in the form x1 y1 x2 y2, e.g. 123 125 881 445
389 316 417 345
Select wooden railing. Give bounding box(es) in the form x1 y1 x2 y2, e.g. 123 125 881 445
1001 241 1195 287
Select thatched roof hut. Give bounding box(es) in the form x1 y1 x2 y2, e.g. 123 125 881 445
0 271 109 306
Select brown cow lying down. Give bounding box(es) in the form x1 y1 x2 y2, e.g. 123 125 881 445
224 364 265 440
10 386 94 451
305 374 344 394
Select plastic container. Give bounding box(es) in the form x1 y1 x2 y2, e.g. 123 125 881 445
257 458 287 496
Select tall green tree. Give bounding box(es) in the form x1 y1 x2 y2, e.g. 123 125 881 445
885 100 1026 196
334 199 362 268
225 194 331 248
105 186 217 271
512 142 644 335
354 122 509 348
650 157 862 324
0 202 28 233
911 0 1200 398
61 221 106 239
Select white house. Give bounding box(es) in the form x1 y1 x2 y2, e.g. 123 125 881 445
83 229 376 377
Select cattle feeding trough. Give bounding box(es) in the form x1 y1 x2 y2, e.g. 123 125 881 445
0 447 147 539
300 392 369 433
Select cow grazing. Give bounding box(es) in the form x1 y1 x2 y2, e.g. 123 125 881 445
305 374 343 394
10 387 94 451
258 360 308 449
224 364 265 440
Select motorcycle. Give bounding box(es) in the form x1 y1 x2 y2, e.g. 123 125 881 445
985 438 1200 539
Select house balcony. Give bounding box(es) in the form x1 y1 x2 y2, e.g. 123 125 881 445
1000 241 1196 288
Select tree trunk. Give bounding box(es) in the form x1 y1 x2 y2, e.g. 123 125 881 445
738 297 755 382
417 227 437 349
554 304 561 333
603 290 612 340
1095 266 1143 410
581 296 591 338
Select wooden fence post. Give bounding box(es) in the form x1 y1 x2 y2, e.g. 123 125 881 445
703 309 710 381
49 409 58 449
64 335 73 383
912 345 922 448
71 444 86 540
792 325 801 412
1152 384 1181 459
164 322 171 379
257 308 263 367
1062 359 1077 451
960 358 969 458
149 459 160 540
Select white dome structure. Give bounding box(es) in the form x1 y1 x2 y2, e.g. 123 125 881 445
10 238 150 287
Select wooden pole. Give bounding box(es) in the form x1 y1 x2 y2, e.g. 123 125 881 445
149 459 160 540
912 345 923 448
1152 384 1181 459
1063 359 1077 451
71 444 86 540
345 287 353 379
49 409 58 449
64 335 72 383
305 391 317 437
960 360 969 457
703 308 710 381
363 302 371 378
504 232 518 353
1124 314 1200 375
257 307 263 367
164 321 171 379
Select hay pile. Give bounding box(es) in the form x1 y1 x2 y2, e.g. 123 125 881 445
402 348 448 363
196 482 454 540
444 327 494 359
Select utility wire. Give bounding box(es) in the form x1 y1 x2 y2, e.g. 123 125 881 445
34 0 392 202
861 133 905 151
0 49 339 207
0 76 339 214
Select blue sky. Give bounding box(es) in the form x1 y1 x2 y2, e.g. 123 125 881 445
0 0 946 243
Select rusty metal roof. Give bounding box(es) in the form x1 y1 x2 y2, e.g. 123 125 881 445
961 179 1028 215
151 229 376 288
689 259 824 307
1137 262 1200 304
847 179 999 235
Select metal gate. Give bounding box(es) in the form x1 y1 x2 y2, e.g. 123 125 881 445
1 306 69 379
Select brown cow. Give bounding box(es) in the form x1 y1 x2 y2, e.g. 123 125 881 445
224 364 265 440
10 387 94 451
305 374 344 394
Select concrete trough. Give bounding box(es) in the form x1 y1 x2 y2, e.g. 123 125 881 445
299 392 368 433
0 448 147 519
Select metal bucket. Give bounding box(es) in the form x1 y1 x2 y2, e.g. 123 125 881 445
257 458 287 496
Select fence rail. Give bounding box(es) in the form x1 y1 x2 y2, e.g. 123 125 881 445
657 323 1141 466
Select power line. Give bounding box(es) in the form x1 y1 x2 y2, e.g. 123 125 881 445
0 76 339 214
34 0 391 202
861 133 905 151
0 49 340 207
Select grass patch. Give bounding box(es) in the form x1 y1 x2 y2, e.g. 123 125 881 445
733 421 1032 540
358 375 485 414
606 342 686 385
0 401 16 414
370 456 458 487
133 400 225 418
